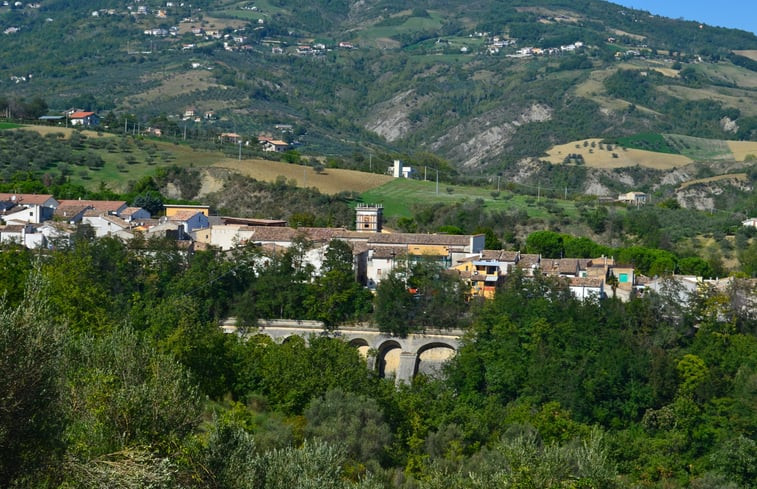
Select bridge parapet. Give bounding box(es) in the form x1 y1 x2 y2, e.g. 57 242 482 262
221 318 463 383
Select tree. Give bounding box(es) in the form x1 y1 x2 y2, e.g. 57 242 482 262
132 190 164 216
374 259 467 336
305 389 392 465
0 275 65 487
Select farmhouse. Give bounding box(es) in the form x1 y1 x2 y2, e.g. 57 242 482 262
68 111 100 126
617 191 648 205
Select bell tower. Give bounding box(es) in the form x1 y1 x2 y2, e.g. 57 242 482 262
356 204 382 233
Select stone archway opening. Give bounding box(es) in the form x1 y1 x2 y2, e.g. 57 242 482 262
415 343 456 378
376 340 402 379
348 338 372 359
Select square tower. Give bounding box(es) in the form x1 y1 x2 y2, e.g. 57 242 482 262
356 204 383 233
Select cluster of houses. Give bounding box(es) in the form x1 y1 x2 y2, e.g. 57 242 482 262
0 193 209 248
508 41 585 58
4 195 728 305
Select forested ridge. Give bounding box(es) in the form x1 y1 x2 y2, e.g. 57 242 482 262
1 233 755 488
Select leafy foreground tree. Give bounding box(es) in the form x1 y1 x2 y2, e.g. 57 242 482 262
374 258 468 336
194 416 383 489
419 428 617 489
0 275 65 487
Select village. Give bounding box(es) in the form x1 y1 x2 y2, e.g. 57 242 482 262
1 192 743 307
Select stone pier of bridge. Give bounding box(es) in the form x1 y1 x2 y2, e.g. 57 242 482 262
221 319 463 384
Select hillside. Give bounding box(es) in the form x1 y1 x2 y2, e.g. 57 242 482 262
1 0 757 175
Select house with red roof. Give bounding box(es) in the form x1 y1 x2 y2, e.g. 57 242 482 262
68 111 100 126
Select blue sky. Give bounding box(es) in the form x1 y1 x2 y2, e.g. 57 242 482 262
614 0 757 35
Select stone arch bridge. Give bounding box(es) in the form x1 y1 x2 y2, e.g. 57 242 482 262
221 319 463 384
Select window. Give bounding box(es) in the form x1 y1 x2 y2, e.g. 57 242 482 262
619 273 628 283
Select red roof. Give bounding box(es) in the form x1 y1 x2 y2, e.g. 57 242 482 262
0 193 55 205
69 111 95 119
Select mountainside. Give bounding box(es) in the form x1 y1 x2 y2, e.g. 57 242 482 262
2 0 757 172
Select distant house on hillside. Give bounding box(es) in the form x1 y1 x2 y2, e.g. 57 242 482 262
617 191 648 206
743 217 757 228
69 111 99 127
258 136 289 152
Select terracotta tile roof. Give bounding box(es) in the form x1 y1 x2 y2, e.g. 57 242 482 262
558 259 579 274
54 204 90 217
59 199 126 213
481 249 519 262
120 207 146 216
0 193 55 205
569 277 604 287
167 210 202 221
69 111 95 118
101 215 130 228
516 254 540 268
0 224 27 233
370 246 407 259
368 233 476 247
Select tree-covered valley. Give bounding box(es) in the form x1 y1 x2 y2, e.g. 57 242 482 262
2 234 756 488
2 1 757 488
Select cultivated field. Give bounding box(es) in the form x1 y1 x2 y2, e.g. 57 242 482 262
677 173 748 191
11 125 112 139
216 159 393 195
733 50 757 62
545 138 693 169
726 141 757 161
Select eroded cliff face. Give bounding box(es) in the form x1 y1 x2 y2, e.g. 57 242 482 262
366 96 553 169
431 103 553 169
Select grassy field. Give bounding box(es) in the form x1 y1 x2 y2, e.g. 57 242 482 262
664 134 733 160
545 138 693 169
0 122 22 130
216 159 393 195
360 178 583 219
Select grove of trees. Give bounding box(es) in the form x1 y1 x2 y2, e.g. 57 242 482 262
1 230 755 488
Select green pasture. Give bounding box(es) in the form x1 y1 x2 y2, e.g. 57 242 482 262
360 178 583 220
0 122 22 130
664 134 733 160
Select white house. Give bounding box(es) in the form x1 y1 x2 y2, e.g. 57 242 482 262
68 111 99 126
0 193 59 224
618 191 648 206
389 159 413 178
0 223 44 248
569 277 605 300
167 210 210 234
82 214 131 238
742 217 757 228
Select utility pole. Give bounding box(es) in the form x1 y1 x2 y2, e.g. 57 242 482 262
564 186 567 200
435 167 439 195
497 174 501 192
238 140 242 160
537 182 540 202
369 153 372 172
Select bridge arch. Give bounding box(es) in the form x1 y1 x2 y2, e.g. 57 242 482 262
376 340 402 379
415 342 457 378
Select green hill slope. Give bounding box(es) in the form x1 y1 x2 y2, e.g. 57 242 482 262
1 0 756 174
